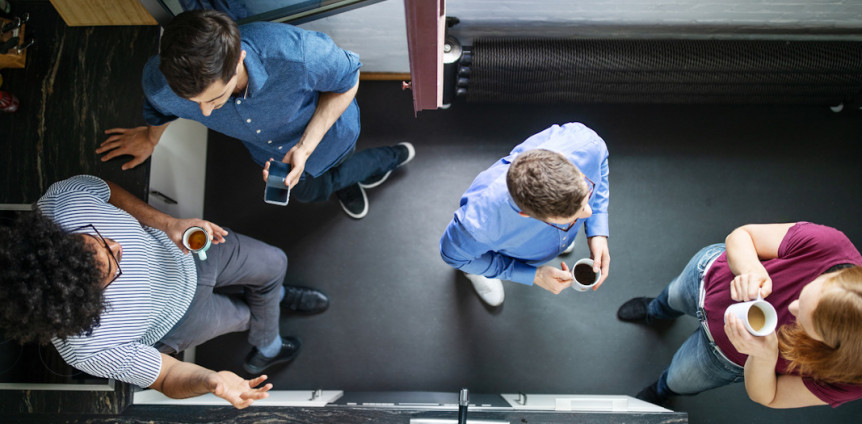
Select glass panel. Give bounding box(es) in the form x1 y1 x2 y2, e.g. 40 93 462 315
157 0 382 25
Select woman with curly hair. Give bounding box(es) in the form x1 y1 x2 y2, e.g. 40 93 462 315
0 175 330 409
0 211 105 344
617 222 862 408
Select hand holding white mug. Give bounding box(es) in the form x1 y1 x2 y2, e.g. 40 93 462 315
724 311 779 357
165 218 228 254
724 295 778 337
730 271 772 301
534 263 574 294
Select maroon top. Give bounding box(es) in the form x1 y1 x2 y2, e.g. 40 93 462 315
703 222 862 407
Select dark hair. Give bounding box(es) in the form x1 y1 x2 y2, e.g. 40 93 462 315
159 9 242 99
506 149 588 220
0 212 105 344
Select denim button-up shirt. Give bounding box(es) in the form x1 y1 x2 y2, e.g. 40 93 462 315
439 123 610 285
142 22 362 178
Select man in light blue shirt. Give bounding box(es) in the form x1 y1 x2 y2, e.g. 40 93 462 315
439 123 610 306
96 10 413 219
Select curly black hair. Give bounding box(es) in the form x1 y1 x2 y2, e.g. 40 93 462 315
0 211 105 344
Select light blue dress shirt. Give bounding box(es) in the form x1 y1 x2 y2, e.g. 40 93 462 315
439 123 610 285
142 22 362 178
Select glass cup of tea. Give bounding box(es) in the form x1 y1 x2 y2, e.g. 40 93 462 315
182 226 212 260
724 295 778 336
571 258 601 292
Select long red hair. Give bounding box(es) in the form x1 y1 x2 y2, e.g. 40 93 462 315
778 266 862 384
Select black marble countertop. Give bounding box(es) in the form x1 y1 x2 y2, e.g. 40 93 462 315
7 404 688 423
0 1 158 203
0 1 157 416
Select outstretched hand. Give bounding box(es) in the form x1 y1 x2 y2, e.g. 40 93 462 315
97 127 158 170
206 371 272 409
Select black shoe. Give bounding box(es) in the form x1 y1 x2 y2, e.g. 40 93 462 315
281 285 329 314
359 142 415 189
335 184 368 219
617 297 654 323
243 336 302 374
635 381 669 406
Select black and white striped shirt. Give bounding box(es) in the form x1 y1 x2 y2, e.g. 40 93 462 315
38 175 196 388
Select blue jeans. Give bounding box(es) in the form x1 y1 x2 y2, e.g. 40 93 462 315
156 230 286 353
648 243 745 397
292 145 404 203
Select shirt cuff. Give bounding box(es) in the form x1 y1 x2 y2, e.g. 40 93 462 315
585 212 609 238
510 262 537 286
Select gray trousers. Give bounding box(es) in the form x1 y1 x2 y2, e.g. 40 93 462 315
156 230 286 353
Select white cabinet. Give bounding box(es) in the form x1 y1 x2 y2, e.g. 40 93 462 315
147 119 207 219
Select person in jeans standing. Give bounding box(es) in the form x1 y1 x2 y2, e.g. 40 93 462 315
618 222 862 408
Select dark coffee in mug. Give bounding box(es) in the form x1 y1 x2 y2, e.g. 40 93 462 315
187 230 207 251
574 263 596 285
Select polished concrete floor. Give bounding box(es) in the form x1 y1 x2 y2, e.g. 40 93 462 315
200 81 862 423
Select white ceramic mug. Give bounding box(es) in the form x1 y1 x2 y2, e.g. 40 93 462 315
182 226 211 261
724 296 778 336
571 258 601 292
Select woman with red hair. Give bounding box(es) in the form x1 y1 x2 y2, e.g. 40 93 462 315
618 222 862 408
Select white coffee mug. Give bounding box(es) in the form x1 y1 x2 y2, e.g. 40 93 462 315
571 258 601 292
724 296 778 336
182 226 211 261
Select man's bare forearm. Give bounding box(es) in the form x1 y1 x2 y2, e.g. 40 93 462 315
106 181 174 232
150 354 213 399
296 81 359 155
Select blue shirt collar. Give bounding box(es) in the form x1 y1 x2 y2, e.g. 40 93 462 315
505 191 522 214
241 43 267 98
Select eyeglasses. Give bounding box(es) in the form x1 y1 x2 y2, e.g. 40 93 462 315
72 224 122 287
583 174 595 200
536 174 596 232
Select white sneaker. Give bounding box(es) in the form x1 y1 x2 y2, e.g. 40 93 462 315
464 272 505 307
562 240 575 255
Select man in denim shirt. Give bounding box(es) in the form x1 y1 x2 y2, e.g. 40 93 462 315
439 123 610 307
96 10 413 219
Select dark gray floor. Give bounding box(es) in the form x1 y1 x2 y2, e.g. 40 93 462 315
201 82 862 423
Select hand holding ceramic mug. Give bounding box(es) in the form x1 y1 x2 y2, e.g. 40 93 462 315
724 295 778 337
183 226 213 260
165 218 228 254
724 311 779 358
730 271 772 301
534 263 574 294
